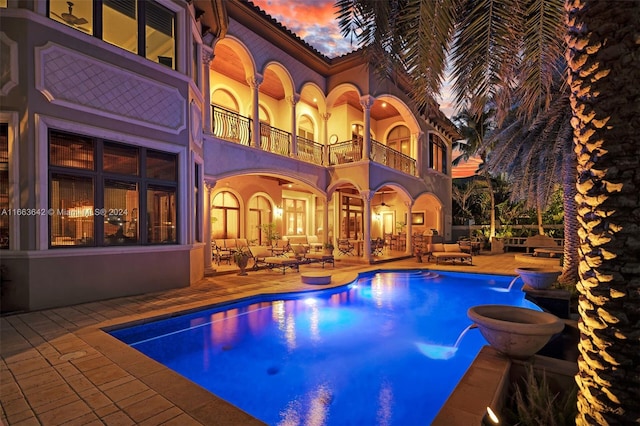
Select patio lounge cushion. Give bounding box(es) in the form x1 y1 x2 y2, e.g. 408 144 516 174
430 243 445 252
432 252 473 264
444 243 461 252
304 253 335 268
264 256 300 274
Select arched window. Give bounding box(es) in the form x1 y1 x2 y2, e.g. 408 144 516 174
387 125 410 156
297 115 314 142
248 195 273 244
211 191 239 239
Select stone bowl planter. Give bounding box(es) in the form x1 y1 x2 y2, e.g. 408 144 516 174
467 305 564 359
515 267 561 289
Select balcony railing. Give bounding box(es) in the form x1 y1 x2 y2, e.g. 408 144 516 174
260 122 292 156
210 108 415 175
371 139 416 175
328 139 363 165
297 136 324 164
212 106 251 146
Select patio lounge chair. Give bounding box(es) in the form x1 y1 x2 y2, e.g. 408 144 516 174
264 256 301 274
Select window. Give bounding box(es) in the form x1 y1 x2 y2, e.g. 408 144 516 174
48 130 178 247
284 198 306 235
388 125 410 155
48 0 176 69
297 115 314 142
211 191 239 239
429 133 447 174
248 195 272 244
0 124 9 249
341 193 363 239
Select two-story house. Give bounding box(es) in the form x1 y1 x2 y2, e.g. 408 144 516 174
0 0 458 312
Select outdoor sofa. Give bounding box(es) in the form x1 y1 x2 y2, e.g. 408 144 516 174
428 243 473 265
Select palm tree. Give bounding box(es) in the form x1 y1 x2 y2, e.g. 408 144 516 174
485 82 578 284
452 108 498 239
336 0 640 423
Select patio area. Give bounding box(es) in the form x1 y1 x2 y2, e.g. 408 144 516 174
1 252 554 425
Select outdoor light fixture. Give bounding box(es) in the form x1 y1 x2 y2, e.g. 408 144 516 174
274 206 283 218
482 406 500 424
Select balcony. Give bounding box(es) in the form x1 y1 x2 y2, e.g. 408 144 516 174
211 105 415 175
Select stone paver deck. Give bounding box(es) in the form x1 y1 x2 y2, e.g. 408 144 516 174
1 253 538 425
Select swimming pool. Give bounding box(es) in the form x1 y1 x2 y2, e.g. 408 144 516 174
110 270 537 425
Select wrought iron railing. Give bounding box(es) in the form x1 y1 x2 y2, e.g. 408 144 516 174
328 139 363 165
211 106 251 146
210 108 414 174
260 123 292 156
297 136 324 164
370 139 416 175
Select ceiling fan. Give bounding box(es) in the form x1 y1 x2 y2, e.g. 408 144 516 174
52 2 89 32
374 191 394 208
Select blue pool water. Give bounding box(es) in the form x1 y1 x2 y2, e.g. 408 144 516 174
110 270 536 425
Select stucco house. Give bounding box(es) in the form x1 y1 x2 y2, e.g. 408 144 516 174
0 0 459 312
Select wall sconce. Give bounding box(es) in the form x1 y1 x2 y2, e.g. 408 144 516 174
373 212 381 221
274 206 283 218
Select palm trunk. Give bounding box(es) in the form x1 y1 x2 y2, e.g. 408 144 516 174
566 0 640 424
536 200 544 235
486 175 496 239
559 145 579 284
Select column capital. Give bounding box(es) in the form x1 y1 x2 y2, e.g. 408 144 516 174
287 94 301 106
247 74 263 89
360 190 374 202
359 95 375 110
321 112 331 121
205 180 216 191
201 45 214 65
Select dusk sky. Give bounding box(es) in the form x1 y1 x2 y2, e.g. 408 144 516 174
251 0 480 178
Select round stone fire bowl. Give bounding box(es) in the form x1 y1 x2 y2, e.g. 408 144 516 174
515 267 561 289
467 305 564 359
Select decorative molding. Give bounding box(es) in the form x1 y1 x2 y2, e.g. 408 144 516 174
0 32 19 96
190 100 203 146
35 43 186 134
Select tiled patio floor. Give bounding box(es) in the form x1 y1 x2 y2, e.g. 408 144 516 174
1 252 557 425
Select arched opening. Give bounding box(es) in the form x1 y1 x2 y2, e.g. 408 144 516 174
387 125 410 156
211 191 240 239
248 195 273 244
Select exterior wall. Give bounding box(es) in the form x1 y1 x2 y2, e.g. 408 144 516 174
0 7 201 312
1 248 191 311
0 0 457 312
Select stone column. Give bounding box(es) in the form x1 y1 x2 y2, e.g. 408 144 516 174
288 94 300 157
201 46 214 134
360 95 375 161
361 190 373 262
247 74 263 148
322 112 331 165
405 201 414 255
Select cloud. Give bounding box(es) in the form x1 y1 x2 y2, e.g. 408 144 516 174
251 0 355 57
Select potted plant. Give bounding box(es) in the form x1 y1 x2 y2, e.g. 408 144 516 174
323 241 334 255
233 246 252 276
259 223 280 246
